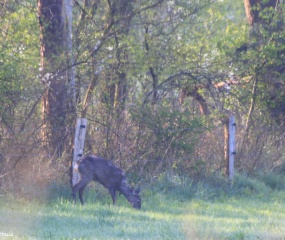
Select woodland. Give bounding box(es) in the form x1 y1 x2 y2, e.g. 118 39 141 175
1 0 285 194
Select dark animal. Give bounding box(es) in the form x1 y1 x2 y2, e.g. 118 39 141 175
72 155 141 209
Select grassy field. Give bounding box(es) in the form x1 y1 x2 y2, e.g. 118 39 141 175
1 174 285 239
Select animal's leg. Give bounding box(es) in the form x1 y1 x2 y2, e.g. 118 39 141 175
108 187 117 205
78 183 88 204
72 178 89 204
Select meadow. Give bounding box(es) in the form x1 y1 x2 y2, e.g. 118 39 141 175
1 174 285 240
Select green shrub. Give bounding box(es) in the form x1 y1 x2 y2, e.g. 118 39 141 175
259 173 285 190
233 174 270 196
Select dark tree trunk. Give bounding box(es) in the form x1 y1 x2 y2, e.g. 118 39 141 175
106 0 133 113
244 0 279 26
38 0 74 157
243 0 285 124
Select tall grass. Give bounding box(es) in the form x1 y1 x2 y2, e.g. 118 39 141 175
1 173 285 239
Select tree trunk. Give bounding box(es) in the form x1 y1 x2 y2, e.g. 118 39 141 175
105 0 133 114
38 0 75 157
144 25 159 105
243 0 279 26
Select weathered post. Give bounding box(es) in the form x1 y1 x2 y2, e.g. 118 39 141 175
72 118 87 186
223 116 229 177
228 116 236 181
223 115 236 181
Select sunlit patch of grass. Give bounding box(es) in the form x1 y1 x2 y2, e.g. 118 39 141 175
34 199 184 240
0 193 185 239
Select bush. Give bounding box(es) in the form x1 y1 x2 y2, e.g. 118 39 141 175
148 173 195 201
259 172 285 190
232 174 270 196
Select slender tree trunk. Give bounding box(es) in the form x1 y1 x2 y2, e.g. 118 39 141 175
245 76 258 131
81 63 98 118
105 0 132 114
144 25 159 105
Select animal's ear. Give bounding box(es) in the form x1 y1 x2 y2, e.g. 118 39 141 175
135 186 140 195
131 185 140 195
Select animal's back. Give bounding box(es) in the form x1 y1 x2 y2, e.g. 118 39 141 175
78 155 125 188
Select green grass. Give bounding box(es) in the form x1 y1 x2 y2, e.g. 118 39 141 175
1 174 285 239
184 196 285 239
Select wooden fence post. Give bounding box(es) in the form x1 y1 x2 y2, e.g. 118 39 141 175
223 115 236 181
223 116 229 177
72 118 87 186
228 116 236 181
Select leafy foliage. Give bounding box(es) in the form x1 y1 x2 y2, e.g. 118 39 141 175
1 0 285 191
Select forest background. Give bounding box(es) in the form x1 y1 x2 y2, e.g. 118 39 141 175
1 0 285 195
